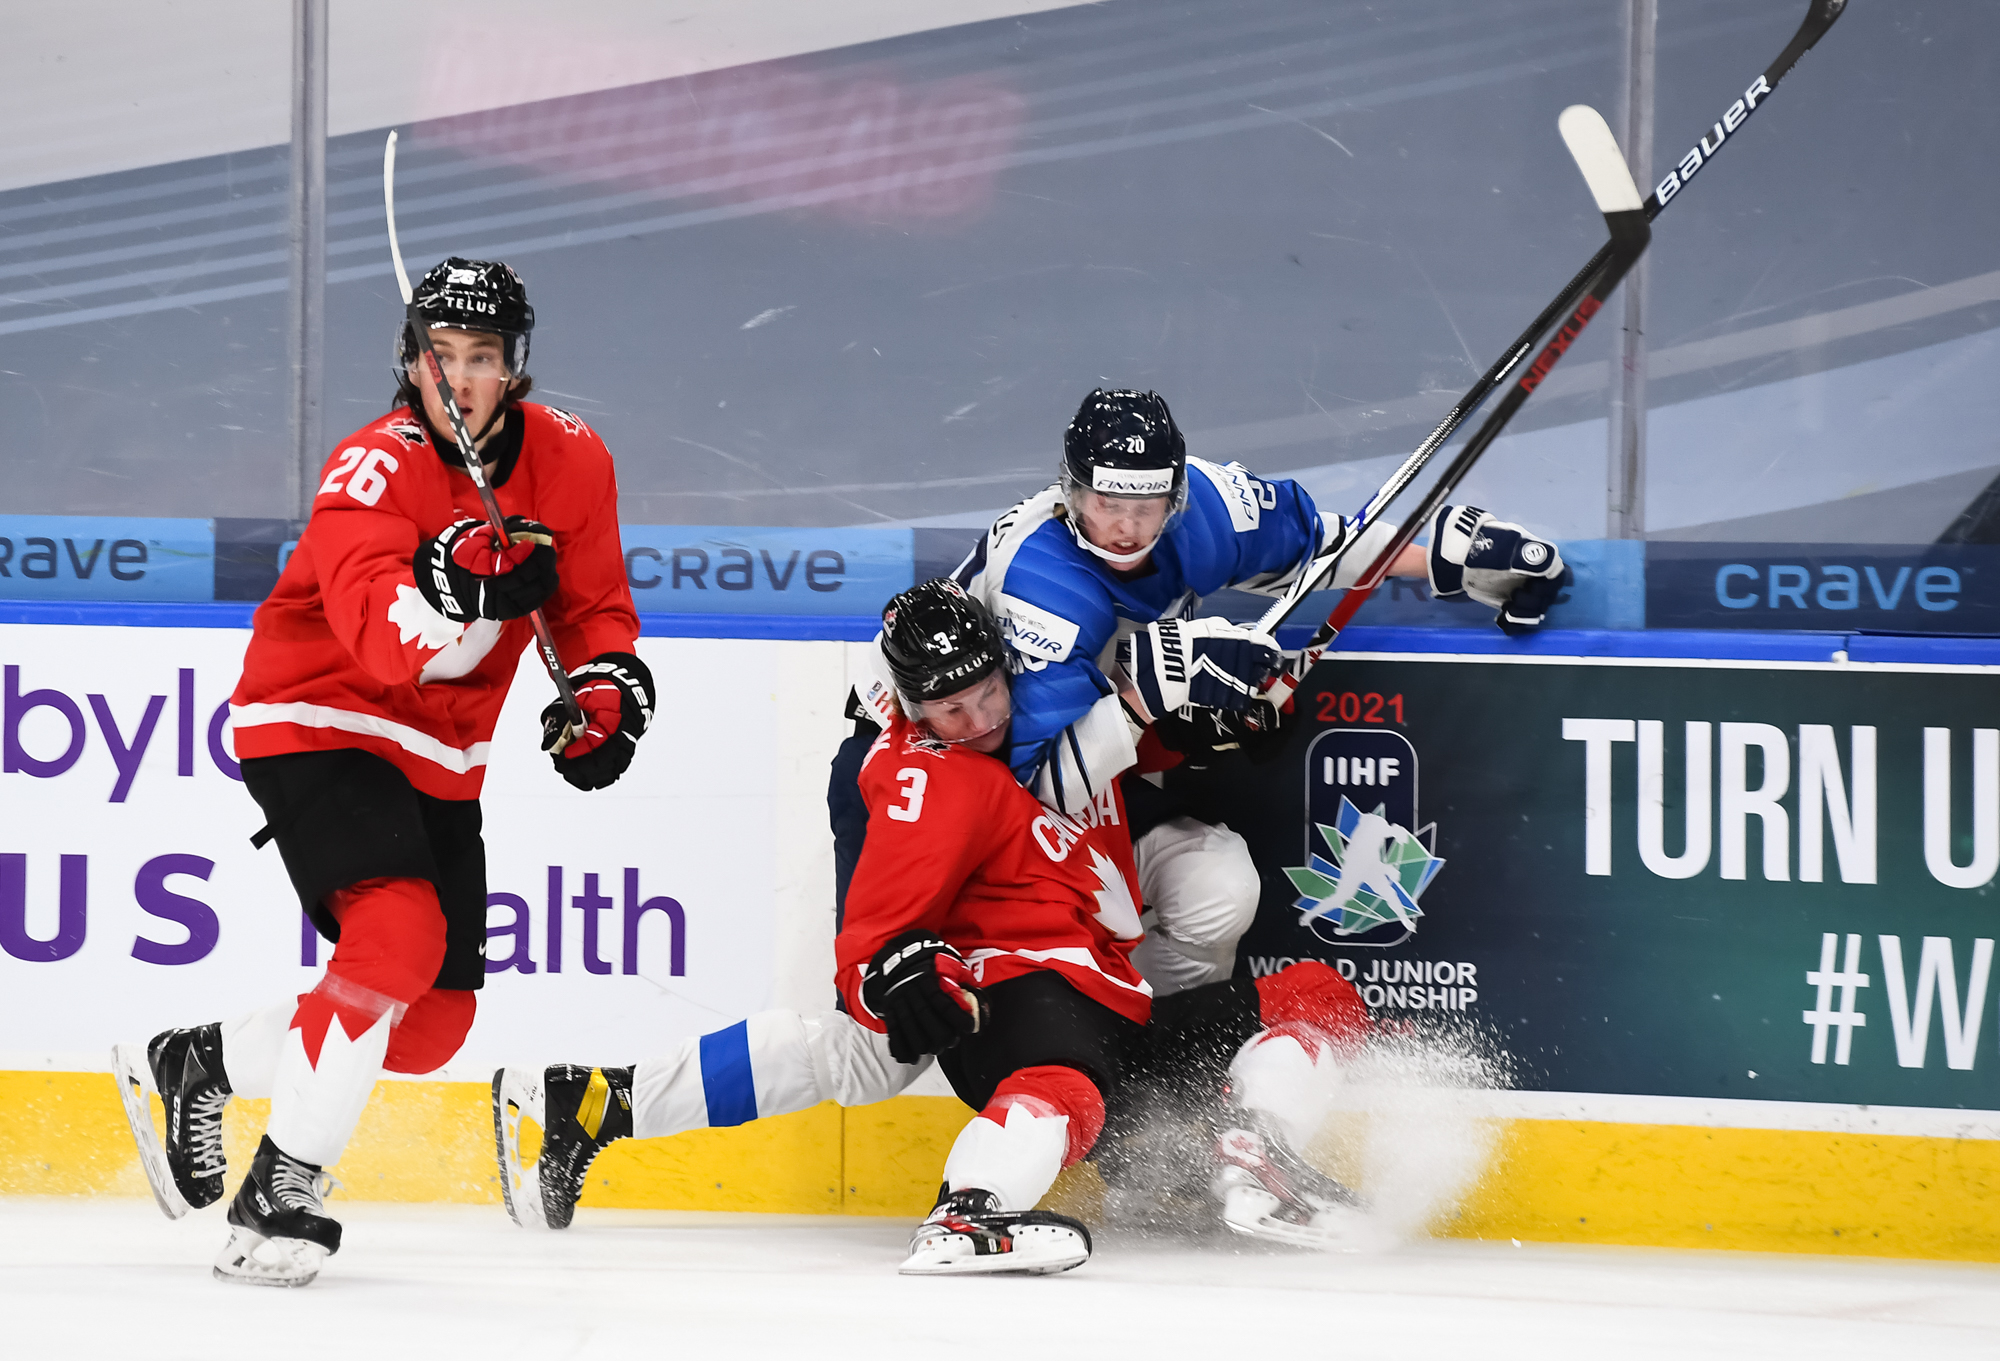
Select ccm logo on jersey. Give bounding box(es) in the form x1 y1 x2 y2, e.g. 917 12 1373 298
997 593 1081 662
1190 458 1273 532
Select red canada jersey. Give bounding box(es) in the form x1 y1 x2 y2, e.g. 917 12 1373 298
230 403 639 800
836 713 1152 1030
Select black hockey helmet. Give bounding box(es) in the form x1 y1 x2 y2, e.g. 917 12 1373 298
395 257 535 377
1060 388 1188 512
879 579 1005 705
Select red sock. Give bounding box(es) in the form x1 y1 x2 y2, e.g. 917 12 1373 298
1254 961 1369 1047
986 1065 1106 1166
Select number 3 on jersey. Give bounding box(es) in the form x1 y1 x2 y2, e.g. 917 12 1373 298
318 446 400 506
887 767 928 822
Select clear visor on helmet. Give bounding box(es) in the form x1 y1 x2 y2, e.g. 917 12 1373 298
1060 468 1187 568
907 669 1011 746
397 324 519 382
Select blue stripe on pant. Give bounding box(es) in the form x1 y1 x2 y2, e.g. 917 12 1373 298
698 1020 759 1127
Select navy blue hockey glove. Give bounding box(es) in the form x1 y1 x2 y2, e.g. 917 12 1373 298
417 514 557 622
861 930 985 1065
1119 617 1282 718
541 651 654 790
1426 504 1567 635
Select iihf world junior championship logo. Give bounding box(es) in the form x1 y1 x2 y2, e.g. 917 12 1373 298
1284 729 1445 948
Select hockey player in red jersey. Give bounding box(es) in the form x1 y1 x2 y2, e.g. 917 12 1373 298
112 257 652 1287
493 580 1374 1270
842 580 1370 1272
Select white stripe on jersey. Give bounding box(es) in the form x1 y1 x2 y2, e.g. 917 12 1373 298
230 701 491 773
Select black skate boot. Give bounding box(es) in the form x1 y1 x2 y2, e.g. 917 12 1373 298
111 1023 231 1219
1212 1109 1369 1251
535 1065 633 1230
213 1135 342 1287
900 1186 1092 1276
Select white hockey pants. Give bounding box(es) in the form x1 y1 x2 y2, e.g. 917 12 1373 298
1130 816 1261 995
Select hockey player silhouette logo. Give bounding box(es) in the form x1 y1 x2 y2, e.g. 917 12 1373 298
1286 728 1443 948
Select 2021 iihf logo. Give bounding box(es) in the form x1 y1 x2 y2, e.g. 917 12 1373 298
1284 728 1445 948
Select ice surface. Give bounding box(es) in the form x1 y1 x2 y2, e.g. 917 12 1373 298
3 1198 1997 1359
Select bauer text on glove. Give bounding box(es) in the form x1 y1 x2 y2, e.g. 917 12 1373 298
860 930 985 1064
540 651 654 790
1118 617 1282 720
416 514 558 622
1425 504 1568 634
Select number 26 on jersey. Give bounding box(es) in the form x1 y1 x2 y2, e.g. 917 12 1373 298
318 447 400 506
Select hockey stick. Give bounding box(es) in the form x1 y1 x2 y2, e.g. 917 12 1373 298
1252 0 1846 708
1253 111 1647 716
383 131 584 745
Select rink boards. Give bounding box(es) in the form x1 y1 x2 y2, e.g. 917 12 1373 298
3 615 1999 1261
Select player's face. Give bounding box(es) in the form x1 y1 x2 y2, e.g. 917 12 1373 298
410 328 512 444
1073 490 1171 562
917 671 1011 754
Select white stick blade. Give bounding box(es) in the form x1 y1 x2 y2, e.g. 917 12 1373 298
1557 105 1642 215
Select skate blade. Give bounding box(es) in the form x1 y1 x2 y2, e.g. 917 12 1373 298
212 1226 326 1288
111 1043 191 1222
1221 1192 1372 1253
899 1223 1090 1277
492 1067 549 1230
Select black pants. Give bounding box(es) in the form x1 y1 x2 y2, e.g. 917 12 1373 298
938 970 1265 1131
242 748 490 991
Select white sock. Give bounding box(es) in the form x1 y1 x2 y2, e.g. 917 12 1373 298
219 1001 295 1099
941 1100 1069 1212
1229 1025 1346 1150
264 977 400 1168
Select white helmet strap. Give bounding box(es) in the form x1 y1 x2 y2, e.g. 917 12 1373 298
1068 516 1158 567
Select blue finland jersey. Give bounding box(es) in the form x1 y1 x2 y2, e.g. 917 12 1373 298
953 457 1324 788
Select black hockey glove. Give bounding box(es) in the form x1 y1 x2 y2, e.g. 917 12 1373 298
1152 696 1293 765
861 930 986 1065
417 514 558 622
1119 617 1282 718
540 651 655 791
1425 504 1567 635
1495 563 1573 635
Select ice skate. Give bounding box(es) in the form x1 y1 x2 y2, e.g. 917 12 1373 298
1212 1115 1370 1252
502 1064 633 1230
213 1135 341 1287
899 1188 1092 1276
492 1065 549 1229
112 1023 231 1220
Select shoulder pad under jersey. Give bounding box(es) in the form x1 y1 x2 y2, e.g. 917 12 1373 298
526 402 598 442
1187 456 1272 533
852 636 900 729
953 484 1063 608
990 519 1119 667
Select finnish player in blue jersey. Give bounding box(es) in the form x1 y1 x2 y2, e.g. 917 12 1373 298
917 388 1568 992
